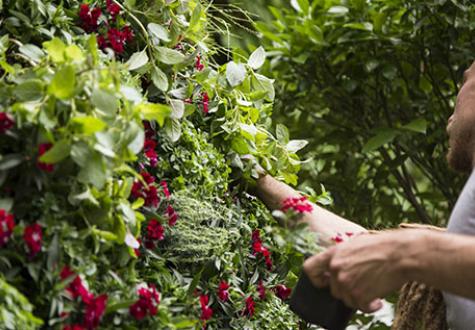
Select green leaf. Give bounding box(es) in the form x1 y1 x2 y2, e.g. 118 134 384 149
362 129 399 153
231 137 250 154
170 99 184 119
148 23 170 42
151 66 169 91
71 116 107 135
39 140 70 163
226 61 247 87
78 152 107 189
48 65 76 100
254 74 275 101
286 140 308 153
19 44 44 63
0 154 23 171
42 37 66 63
165 118 182 142
343 22 373 31
126 50 149 71
276 124 289 144
13 79 44 101
91 89 117 114
248 46 266 70
155 47 186 65
136 103 171 126
403 118 427 134
65 44 85 62
328 6 349 15
240 123 257 141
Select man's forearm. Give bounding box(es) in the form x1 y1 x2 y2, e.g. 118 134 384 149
404 230 475 299
255 175 366 247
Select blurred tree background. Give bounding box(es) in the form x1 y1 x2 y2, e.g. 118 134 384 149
213 0 475 229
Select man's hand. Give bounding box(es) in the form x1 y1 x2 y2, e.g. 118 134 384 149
303 230 417 313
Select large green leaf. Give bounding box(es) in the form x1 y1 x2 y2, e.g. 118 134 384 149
39 140 70 163
362 129 399 153
136 103 172 126
48 65 76 100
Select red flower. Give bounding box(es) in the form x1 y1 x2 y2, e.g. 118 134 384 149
0 112 14 133
217 281 230 302
243 296 255 317
23 223 42 257
332 234 344 244
143 121 155 140
160 180 170 198
202 92 209 114
105 0 121 18
37 143 55 172
0 209 15 247
199 294 213 321
121 26 134 42
78 4 101 32
107 28 125 54
83 294 107 329
281 196 313 214
60 266 93 304
146 219 165 241
195 55 204 71
257 281 266 300
97 35 107 50
345 232 354 237
166 205 178 226
141 171 155 185
63 325 85 330
144 139 158 167
144 185 159 207
274 284 292 300
131 176 160 208
251 231 273 270
129 285 160 320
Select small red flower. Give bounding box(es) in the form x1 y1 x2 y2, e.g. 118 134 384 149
106 0 121 18
146 219 165 241
345 232 354 237
121 26 134 42
144 139 158 167
37 143 55 172
144 185 159 208
83 294 107 329
129 285 160 320
0 209 15 247
23 223 42 257
78 4 101 32
160 181 170 198
332 234 344 244
107 28 125 54
257 281 266 300
60 266 93 304
141 171 155 185
202 92 209 115
143 121 155 140
243 296 255 317
97 35 107 50
217 281 230 302
0 112 14 133
195 55 204 71
281 196 313 214
274 284 292 300
199 294 213 321
166 205 178 226
251 230 273 270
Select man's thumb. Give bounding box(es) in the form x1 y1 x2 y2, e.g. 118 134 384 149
303 249 333 288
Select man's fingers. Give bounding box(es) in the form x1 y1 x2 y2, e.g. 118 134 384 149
303 249 334 288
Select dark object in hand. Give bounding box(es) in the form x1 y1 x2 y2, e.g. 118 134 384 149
289 270 354 330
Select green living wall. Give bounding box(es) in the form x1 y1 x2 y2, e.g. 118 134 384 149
0 0 322 329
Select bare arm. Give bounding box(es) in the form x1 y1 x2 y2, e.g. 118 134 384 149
255 175 366 247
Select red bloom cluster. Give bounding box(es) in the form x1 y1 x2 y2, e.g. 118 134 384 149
63 325 84 330
23 223 42 257
78 2 134 54
131 171 159 208
37 143 54 172
273 284 292 300
0 112 14 134
0 209 15 247
60 266 107 329
129 285 160 320
217 281 230 302
251 230 272 270
200 294 213 321
166 205 178 226
281 196 313 214
160 180 170 198
243 296 255 317
143 121 155 140
195 55 204 71
144 139 158 167
83 294 107 329
145 219 164 249
79 4 101 32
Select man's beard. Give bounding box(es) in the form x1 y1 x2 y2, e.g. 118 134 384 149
447 121 475 173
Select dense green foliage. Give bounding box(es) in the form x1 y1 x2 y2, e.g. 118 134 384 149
237 0 475 228
0 0 321 329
